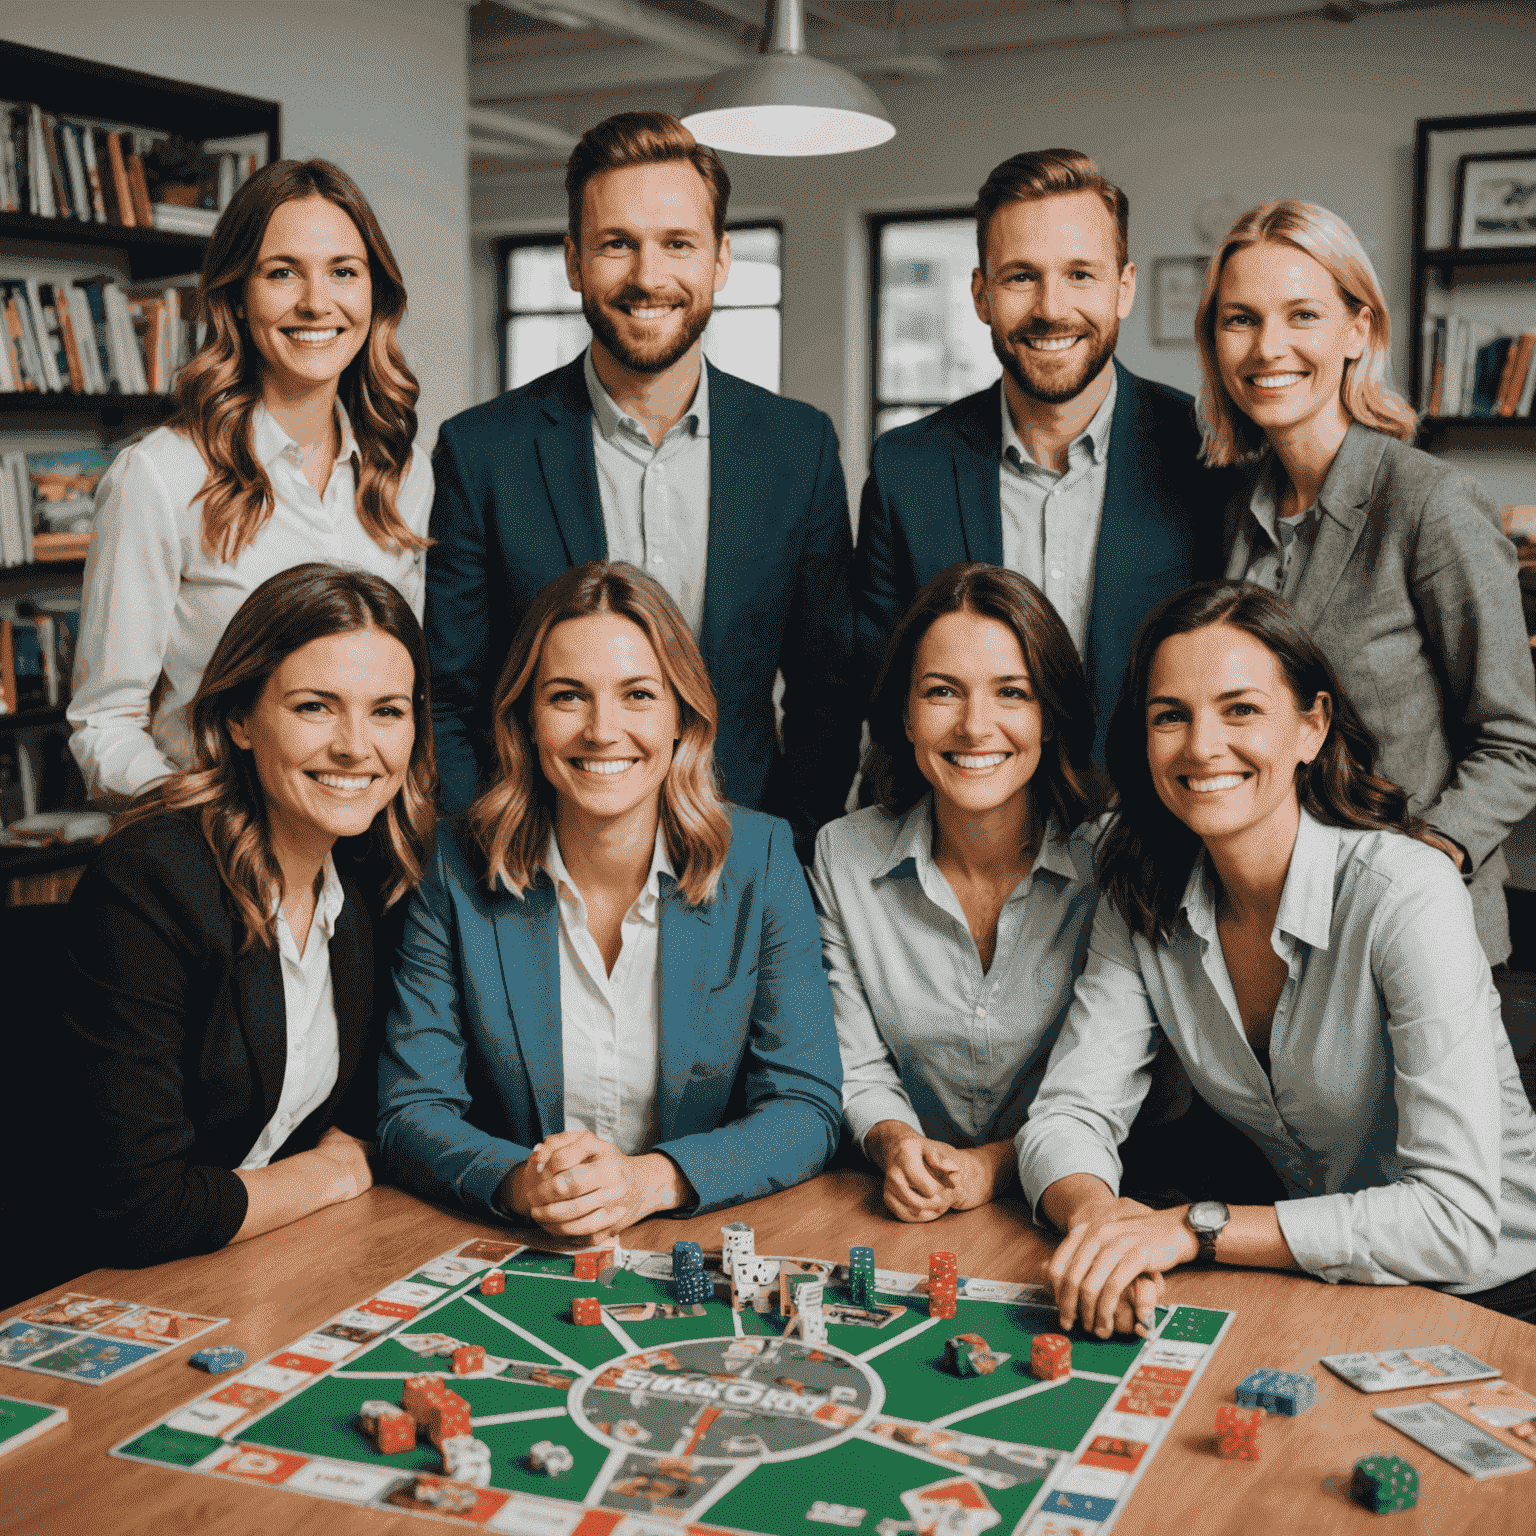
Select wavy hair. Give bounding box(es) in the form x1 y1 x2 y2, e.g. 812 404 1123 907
469 561 731 906
168 158 428 564
116 563 436 950
1195 199 1418 467
861 563 1110 841
1097 581 1431 941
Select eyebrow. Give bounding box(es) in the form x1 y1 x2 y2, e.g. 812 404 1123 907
540 674 663 689
996 255 1109 272
1145 687 1265 708
283 688 410 702
259 252 366 265
919 670 1031 685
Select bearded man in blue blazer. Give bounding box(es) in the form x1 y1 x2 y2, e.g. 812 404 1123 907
855 150 1239 760
427 112 858 850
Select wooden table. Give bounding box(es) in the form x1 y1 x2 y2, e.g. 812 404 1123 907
3 1171 1534 1536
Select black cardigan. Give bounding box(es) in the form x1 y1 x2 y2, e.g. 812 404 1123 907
61 810 376 1267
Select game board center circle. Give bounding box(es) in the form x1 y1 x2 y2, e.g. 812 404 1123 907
568 1335 884 1464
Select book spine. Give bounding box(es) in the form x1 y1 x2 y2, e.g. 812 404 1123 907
60 122 89 222
27 106 50 216
1497 333 1536 418
0 621 15 711
105 132 135 227
3 287 44 390
64 286 104 393
41 112 74 219
0 302 13 391
103 284 148 393
50 285 88 392
1426 317 1446 417
0 105 17 213
21 280 61 390
78 123 108 223
7 105 29 215
126 151 153 227
78 280 118 390
36 285 78 392
1519 340 1536 418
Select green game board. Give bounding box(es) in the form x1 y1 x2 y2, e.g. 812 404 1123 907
111 1237 1233 1535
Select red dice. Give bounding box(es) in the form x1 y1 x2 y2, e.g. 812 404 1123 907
452 1344 486 1375
376 1411 416 1454
572 1297 602 1326
479 1271 506 1295
1030 1333 1072 1381
1216 1403 1264 1460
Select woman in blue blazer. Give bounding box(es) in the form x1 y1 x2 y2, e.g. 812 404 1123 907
378 561 843 1241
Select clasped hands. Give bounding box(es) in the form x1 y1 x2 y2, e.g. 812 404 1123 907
865 1121 1015 1223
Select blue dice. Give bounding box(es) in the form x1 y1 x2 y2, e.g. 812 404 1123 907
190 1345 247 1374
1234 1367 1316 1415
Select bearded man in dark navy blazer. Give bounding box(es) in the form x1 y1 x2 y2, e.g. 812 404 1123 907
855 150 1238 760
427 113 858 850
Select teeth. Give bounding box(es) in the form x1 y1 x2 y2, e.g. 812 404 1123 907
1251 372 1305 387
287 328 343 342
1186 774 1246 793
1026 336 1079 352
949 752 1009 769
576 759 636 776
626 307 672 320
313 773 372 790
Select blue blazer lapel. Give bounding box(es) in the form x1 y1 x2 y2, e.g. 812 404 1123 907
534 359 607 568
488 877 566 1140
698 362 752 660
952 383 1004 567
655 875 718 1145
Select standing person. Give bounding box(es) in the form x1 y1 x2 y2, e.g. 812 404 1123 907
426 112 858 853
61 564 437 1268
1018 582 1536 1332
379 563 843 1240
1200 200 1536 963
813 564 1108 1223
69 158 432 803
855 149 1239 760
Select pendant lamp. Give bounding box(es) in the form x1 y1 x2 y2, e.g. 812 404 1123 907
681 0 896 157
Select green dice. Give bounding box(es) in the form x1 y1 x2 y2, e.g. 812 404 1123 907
1351 1453 1418 1513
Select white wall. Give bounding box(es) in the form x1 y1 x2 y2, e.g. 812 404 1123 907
473 0 1536 507
8 0 473 449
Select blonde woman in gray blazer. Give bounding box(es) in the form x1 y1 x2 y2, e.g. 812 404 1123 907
1195 200 1536 964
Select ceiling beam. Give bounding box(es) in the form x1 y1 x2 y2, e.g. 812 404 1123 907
496 0 749 66
472 47 717 99
467 106 579 151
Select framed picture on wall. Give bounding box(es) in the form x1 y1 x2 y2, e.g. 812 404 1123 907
1151 256 1208 347
1454 151 1536 249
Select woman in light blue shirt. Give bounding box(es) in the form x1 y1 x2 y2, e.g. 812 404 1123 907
813 563 1109 1223
1019 580 1536 1332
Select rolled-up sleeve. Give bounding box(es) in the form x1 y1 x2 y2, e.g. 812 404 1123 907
1016 898 1160 1217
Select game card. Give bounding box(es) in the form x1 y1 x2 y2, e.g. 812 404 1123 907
19 1293 137 1332
0 1323 74 1366
900 1476 1001 1536
1322 1344 1501 1393
1376 1400 1532 1477
95 1307 224 1346
0 1395 67 1457
22 1333 161 1385
1432 1381 1536 1460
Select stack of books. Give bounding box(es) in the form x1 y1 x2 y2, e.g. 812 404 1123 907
0 447 116 569
1421 317 1536 418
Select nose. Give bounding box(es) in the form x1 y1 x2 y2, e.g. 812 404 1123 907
1184 706 1225 761
633 239 665 294
1033 274 1068 323
958 692 992 742
296 274 331 317
584 695 621 745
330 709 365 761
1254 312 1287 360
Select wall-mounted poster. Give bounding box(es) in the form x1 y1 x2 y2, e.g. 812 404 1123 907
1151 256 1209 347
1454 152 1536 249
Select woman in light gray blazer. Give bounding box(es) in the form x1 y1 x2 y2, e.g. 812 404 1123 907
1196 200 1536 964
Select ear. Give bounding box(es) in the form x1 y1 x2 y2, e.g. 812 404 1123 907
1344 307 1370 362
713 228 732 296
1298 691 1332 765
970 265 990 327
564 233 582 295
227 715 253 752
1117 259 1137 322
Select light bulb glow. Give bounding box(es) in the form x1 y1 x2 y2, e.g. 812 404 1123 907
683 103 895 157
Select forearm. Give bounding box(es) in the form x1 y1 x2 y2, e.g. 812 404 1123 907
231 1148 364 1242
1213 1205 1297 1270
1041 1172 1118 1232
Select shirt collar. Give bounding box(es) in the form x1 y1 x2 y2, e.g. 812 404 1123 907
584 346 710 446
252 399 359 472
873 791 1075 887
543 824 676 925
1000 365 1117 472
270 853 346 948
1245 452 1313 549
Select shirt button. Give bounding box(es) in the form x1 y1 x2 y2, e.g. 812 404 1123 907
1050 568 1063 580
976 1006 987 1018
651 554 664 566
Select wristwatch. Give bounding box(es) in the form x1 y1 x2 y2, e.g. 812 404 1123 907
1186 1200 1230 1265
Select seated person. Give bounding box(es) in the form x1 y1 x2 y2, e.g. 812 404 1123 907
61 563 436 1267
812 563 1108 1223
1018 580 1536 1335
377 561 842 1241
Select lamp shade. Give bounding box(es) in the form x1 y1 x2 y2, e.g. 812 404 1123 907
681 0 894 157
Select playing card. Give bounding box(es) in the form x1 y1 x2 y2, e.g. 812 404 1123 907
1431 1381 1536 1460
900 1476 1002 1536
1322 1344 1500 1392
1375 1400 1532 1478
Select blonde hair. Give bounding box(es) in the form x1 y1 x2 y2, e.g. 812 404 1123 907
469 562 732 907
169 159 430 564
1195 200 1418 467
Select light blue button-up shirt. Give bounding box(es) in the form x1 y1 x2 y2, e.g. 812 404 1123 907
1018 809 1536 1293
811 796 1100 1151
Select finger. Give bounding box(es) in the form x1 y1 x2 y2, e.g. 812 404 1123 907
1132 1273 1161 1337
882 1176 945 1224
548 1204 628 1239
1046 1225 1091 1330
1095 1252 1152 1339
922 1142 964 1177
530 1183 625 1224
886 1166 951 1220
529 1128 591 1171
540 1138 606 1178
896 1148 946 1200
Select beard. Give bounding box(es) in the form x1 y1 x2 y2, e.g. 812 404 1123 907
584 285 713 376
992 318 1118 405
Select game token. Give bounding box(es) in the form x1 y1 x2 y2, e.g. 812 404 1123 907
927 1253 958 1320
452 1344 486 1375
572 1297 602 1326
945 1335 980 1377
671 1240 712 1305
1215 1403 1264 1460
1351 1453 1419 1513
1235 1367 1316 1415
849 1246 876 1309
528 1439 575 1476
721 1223 755 1277
189 1346 245 1374
441 1433 493 1486
357 1399 417 1453
478 1271 505 1296
1030 1334 1071 1382
573 1250 611 1281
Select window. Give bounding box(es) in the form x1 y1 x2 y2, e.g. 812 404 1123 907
869 211 999 442
496 223 782 394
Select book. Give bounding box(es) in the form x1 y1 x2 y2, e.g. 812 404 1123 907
0 464 24 568
102 283 148 392
47 284 87 393
20 280 61 392
62 287 104 393
1468 336 1511 417
77 123 108 223
59 120 89 223
150 204 219 235
1519 346 1536 418
0 295 26 392
4 284 48 392
74 279 118 391
0 104 22 212
40 112 73 220
125 149 154 226
104 131 135 227
27 449 116 538
1498 333 1536 417
26 106 51 216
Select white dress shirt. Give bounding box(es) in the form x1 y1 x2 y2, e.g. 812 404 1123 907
68 402 433 801
546 827 672 1155
239 856 346 1171
1238 452 1318 600
998 368 1117 656
584 348 710 639
1018 809 1536 1294
811 797 1100 1151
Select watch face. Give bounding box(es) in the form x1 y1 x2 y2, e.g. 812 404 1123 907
1188 1200 1230 1233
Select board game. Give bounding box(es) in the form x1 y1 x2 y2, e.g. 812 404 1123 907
110 1235 1232 1536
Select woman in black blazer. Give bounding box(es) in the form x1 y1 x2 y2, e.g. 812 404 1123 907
62 563 435 1266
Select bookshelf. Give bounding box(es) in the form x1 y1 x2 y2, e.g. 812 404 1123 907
1409 109 1536 445
0 42 280 903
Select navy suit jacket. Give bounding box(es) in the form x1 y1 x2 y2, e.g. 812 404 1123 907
426 357 860 844
376 807 843 1218
853 361 1239 759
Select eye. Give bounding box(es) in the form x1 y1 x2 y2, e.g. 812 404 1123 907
332 264 363 280
1220 313 1254 328
548 689 582 705
626 688 658 702
921 684 957 700
1227 701 1258 717
265 264 295 281
998 686 1032 701
1149 707 1185 727
1292 308 1320 323
374 704 407 719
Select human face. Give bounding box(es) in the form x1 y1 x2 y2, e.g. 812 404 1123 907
906 609 1047 823
241 195 372 399
972 190 1135 405
1213 242 1369 449
1145 623 1329 855
566 162 730 377
227 627 415 861
530 612 681 831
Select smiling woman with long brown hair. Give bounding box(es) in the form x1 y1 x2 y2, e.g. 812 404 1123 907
68 158 432 805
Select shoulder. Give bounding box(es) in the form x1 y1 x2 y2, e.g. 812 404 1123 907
814 803 905 878
1116 364 1195 416
1364 431 1496 524
100 425 206 505
711 366 834 441
435 360 582 453
74 809 226 931
1330 822 1467 926
1113 365 1204 446
871 386 995 467
720 804 785 867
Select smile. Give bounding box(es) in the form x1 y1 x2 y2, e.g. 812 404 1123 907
1024 336 1081 353
309 771 375 791
1181 773 1250 793
621 305 678 320
573 758 638 777
945 751 1011 770
1248 372 1306 389
283 328 344 344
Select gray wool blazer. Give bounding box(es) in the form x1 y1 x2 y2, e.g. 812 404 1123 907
1225 422 1536 964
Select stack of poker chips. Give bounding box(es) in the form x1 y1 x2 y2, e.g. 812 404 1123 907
1030 1333 1072 1381
672 1240 711 1305
190 1346 246 1373
441 1433 493 1486
1234 1368 1316 1416
721 1222 755 1276
848 1246 875 1308
927 1252 958 1320
1215 1403 1265 1461
1350 1453 1418 1513
357 1399 417 1453
794 1278 828 1344
403 1374 473 1448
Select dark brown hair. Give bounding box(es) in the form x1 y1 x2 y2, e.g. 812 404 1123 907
469 562 731 907
861 563 1109 842
170 158 428 564
975 148 1129 271
565 112 730 246
1097 580 1431 941
117 563 437 949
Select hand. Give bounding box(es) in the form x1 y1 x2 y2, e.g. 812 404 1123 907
311 1126 374 1204
499 1129 688 1242
865 1124 1009 1223
1046 1197 1193 1339
1420 828 1468 872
